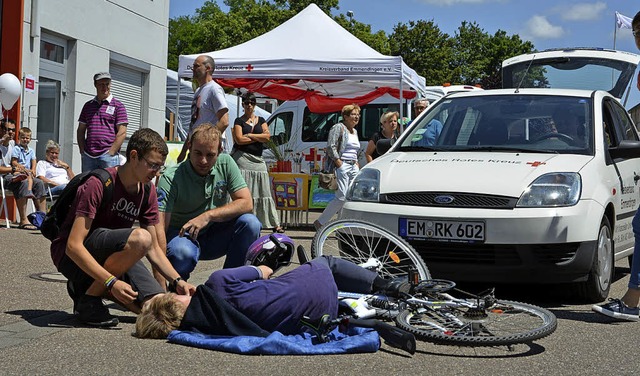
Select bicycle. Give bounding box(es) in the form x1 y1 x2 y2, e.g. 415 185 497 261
255 219 557 353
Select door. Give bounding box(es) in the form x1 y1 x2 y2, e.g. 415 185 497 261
36 78 61 158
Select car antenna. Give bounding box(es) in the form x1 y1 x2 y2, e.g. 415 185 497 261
514 54 536 94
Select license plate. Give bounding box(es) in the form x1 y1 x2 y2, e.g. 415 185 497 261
399 218 485 243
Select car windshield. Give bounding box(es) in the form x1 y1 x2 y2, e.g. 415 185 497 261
398 94 594 155
502 55 636 99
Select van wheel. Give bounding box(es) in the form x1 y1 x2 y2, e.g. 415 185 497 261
577 217 613 303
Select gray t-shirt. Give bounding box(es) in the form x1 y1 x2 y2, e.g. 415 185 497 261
190 80 228 130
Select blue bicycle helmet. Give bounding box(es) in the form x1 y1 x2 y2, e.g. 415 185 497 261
245 233 295 273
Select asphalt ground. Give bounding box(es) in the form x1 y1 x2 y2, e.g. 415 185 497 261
0 212 637 375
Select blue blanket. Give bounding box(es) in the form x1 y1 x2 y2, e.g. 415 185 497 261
167 326 380 355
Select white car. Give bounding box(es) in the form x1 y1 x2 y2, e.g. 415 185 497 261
341 48 640 302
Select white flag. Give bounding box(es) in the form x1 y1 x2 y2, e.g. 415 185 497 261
616 11 633 29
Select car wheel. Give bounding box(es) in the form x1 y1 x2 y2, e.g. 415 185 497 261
577 217 613 303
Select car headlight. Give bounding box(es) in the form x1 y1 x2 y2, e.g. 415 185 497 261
347 168 380 202
517 173 581 207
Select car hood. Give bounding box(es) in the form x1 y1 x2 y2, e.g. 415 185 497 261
371 152 593 197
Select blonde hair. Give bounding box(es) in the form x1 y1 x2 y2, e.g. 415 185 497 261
341 104 361 118
190 123 222 147
19 127 32 137
380 111 399 124
134 293 186 339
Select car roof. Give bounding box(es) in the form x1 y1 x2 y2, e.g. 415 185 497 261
501 47 640 103
445 87 597 99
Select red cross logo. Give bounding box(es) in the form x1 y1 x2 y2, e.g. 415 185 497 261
246 64 254 72
527 161 546 167
304 148 322 162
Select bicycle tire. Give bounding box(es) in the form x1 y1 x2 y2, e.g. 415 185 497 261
311 219 431 280
395 299 557 346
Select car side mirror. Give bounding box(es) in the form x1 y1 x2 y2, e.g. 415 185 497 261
609 140 640 159
376 138 395 156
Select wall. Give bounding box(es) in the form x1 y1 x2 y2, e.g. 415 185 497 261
20 0 169 169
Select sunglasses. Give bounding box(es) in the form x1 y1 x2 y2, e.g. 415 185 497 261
243 101 256 106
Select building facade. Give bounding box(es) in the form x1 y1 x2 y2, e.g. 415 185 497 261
2 0 169 168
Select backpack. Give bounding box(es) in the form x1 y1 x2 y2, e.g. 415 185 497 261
40 168 151 241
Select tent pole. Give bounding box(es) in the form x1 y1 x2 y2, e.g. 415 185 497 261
176 75 181 141
399 62 405 133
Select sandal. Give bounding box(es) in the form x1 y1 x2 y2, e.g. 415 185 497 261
273 227 285 233
18 223 37 230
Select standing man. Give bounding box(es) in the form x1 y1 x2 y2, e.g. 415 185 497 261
592 10 640 322
77 72 128 173
52 128 195 327
157 123 261 281
177 55 229 162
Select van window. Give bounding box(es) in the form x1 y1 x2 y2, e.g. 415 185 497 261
267 111 294 146
301 103 402 142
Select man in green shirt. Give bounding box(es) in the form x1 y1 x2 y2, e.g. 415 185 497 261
157 123 261 280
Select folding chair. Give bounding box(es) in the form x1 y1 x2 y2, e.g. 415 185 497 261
1 175 12 229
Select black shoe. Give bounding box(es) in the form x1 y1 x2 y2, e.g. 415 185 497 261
381 276 412 298
67 280 79 314
75 295 119 327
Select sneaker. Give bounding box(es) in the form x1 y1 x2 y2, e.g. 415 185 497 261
592 298 640 322
381 276 412 298
75 295 119 327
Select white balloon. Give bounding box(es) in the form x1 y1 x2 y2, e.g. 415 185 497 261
0 73 21 110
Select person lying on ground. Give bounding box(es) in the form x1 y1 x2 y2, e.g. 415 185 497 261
135 256 410 339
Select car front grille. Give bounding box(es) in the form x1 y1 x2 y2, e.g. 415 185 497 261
410 240 580 266
381 192 517 209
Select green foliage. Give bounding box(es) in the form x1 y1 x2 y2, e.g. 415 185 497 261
168 0 536 88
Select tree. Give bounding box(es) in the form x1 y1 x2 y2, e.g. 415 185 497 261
389 20 455 86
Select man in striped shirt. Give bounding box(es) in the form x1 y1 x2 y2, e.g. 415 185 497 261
77 72 128 172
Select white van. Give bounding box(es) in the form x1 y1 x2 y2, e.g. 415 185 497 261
263 88 479 170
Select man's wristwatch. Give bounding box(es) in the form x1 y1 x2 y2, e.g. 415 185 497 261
11 165 15 173
169 277 182 292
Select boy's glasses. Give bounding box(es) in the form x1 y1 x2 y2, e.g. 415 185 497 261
140 155 166 173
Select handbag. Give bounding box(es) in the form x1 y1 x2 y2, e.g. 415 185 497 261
318 172 338 190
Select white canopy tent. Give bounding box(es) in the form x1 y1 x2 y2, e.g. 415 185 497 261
178 3 426 115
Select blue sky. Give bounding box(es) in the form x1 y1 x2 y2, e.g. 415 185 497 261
169 1 639 53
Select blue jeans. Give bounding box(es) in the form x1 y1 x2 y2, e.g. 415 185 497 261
81 152 120 173
49 184 67 196
166 213 262 280
630 212 640 289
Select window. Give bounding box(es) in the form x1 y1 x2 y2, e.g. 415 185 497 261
301 103 401 143
40 41 64 64
267 111 293 146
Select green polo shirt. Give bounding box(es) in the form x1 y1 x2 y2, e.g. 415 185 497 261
157 153 247 229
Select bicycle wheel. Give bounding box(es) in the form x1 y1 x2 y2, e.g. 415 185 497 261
311 219 431 280
396 299 557 347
